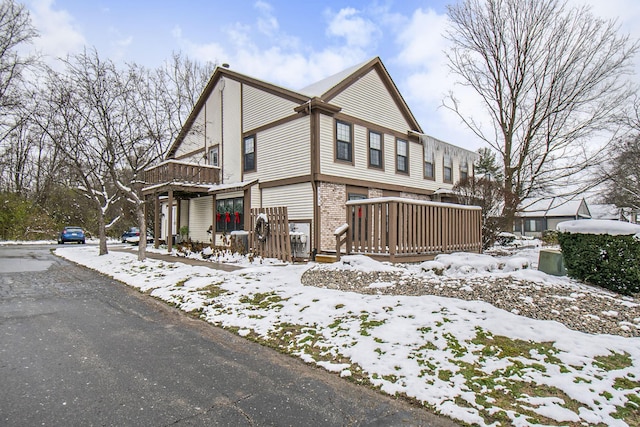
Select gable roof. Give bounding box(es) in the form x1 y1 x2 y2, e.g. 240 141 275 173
518 197 591 218
167 57 422 159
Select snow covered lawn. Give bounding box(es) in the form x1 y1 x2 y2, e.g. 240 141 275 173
56 246 640 427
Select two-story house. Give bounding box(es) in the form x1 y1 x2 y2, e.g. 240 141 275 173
143 57 478 258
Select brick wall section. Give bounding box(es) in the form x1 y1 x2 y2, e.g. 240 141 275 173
319 182 346 251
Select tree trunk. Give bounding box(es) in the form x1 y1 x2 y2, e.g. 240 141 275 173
97 209 108 256
136 203 146 261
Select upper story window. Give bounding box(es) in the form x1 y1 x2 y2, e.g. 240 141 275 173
443 154 453 183
368 130 383 169
460 160 469 180
396 138 408 173
243 135 255 172
424 149 435 180
336 120 353 162
208 145 219 167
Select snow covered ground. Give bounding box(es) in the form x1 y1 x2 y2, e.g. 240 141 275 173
46 242 640 427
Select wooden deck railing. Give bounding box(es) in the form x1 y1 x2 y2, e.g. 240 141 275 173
337 197 482 262
144 160 220 186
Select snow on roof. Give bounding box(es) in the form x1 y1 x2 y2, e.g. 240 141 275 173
208 179 257 193
589 204 622 220
298 58 374 97
519 197 588 218
557 219 640 236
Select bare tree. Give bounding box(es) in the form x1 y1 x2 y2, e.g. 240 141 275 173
33 60 123 255
108 54 214 260
444 0 639 229
600 98 640 212
0 0 39 189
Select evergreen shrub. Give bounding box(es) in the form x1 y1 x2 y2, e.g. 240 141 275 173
557 232 640 296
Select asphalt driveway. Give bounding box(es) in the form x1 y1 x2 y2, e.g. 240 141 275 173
0 244 458 426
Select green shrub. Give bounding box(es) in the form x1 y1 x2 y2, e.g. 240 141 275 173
541 229 559 245
557 232 640 296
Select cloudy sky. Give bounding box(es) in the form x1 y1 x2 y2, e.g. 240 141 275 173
22 0 640 151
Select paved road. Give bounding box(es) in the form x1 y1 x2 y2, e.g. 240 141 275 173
0 245 458 426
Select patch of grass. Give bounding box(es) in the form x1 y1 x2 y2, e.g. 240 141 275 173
594 351 633 371
443 332 467 358
358 313 385 336
335 303 345 309
199 283 227 298
611 393 640 425
438 369 453 382
613 377 640 391
174 278 188 287
239 291 288 310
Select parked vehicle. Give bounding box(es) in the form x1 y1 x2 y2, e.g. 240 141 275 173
121 227 140 243
121 226 153 245
58 226 86 244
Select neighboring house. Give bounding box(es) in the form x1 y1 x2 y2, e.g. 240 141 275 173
590 203 637 222
143 57 478 257
515 197 591 237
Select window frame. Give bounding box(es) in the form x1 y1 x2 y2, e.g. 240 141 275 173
443 154 453 183
396 138 409 174
335 120 353 164
243 135 256 172
367 130 383 169
215 197 244 233
424 148 435 180
208 145 219 167
460 160 468 180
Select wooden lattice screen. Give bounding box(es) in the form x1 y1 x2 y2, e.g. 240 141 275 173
249 207 292 262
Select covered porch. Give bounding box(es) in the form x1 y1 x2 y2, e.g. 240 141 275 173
142 160 220 252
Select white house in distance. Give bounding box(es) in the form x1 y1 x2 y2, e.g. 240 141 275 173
143 57 479 258
515 197 591 237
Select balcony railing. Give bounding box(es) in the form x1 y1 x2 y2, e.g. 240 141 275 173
144 160 220 186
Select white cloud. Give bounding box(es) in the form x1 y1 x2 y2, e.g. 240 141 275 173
326 7 379 49
254 1 279 36
27 0 86 63
392 8 485 150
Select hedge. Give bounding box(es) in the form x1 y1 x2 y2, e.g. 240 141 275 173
557 232 640 296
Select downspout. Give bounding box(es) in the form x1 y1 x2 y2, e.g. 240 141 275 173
219 76 225 184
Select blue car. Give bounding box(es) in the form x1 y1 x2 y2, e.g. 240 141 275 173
58 226 86 244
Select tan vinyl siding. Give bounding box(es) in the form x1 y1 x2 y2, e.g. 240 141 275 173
222 79 242 183
331 70 410 132
318 115 447 192
261 183 313 220
188 196 213 243
176 111 205 158
243 85 300 132
244 116 310 182
250 183 261 209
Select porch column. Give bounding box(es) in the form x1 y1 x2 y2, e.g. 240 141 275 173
167 189 173 253
176 196 181 240
211 194 217 245
154 194 160 249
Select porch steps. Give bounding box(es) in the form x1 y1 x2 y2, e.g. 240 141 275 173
315 254 338 263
